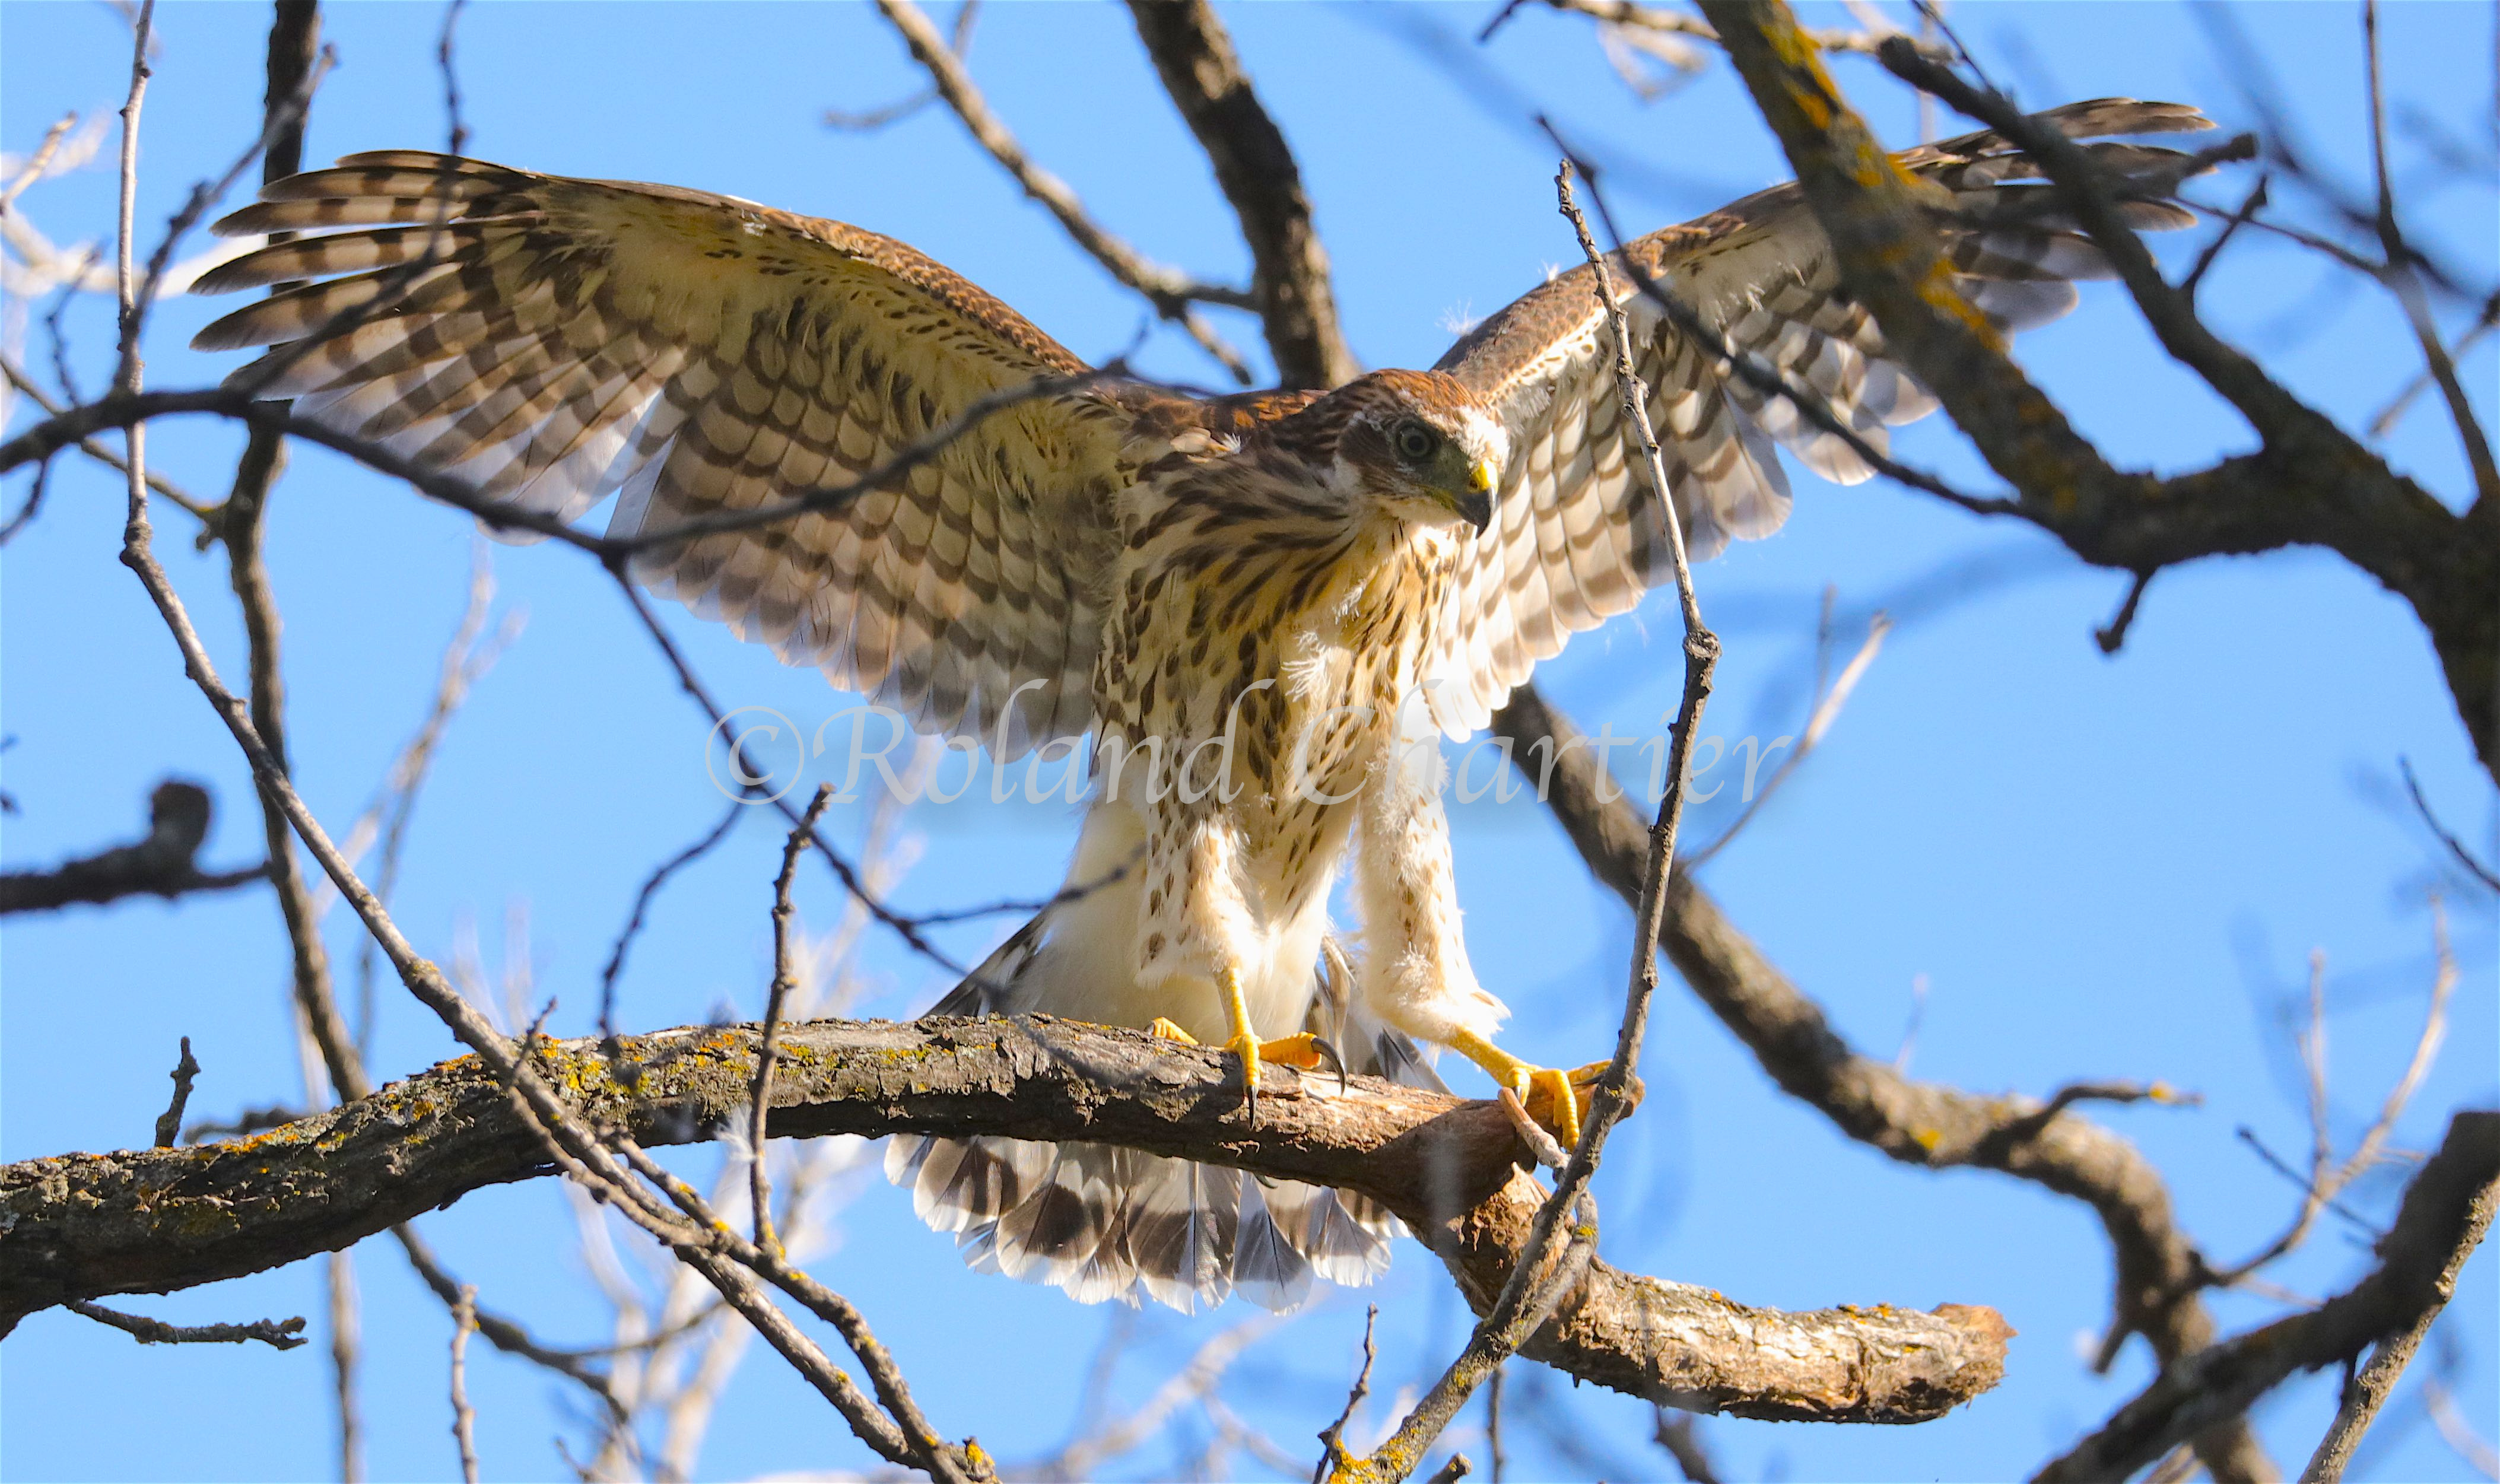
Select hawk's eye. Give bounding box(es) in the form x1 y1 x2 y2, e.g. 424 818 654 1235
1392 421 1437 463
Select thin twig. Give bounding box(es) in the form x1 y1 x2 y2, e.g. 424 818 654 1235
0 113 77 213
2401 757 2500 892
439 0 469 157
1314 1306 1380 1484
2207 907 2457 1288
2371 294 2499 437
872 0 1254 382
1485 1364 1505 1484
2362 0 2500 509
69 1299 307 1350
2094 569 2156 654
393 1225 627 1416
826 1 979 129
328 1251 363 1484
152 1037 198 1148
2232 1127 2385 1239
110 2 151 401
1332 155 1720 1484
599 799 746 1041
449 1285 480 1484
750 784 836 1255
2181 173 2270 304
1686 605 1888 865
2422 1375 2500 1480
0 450 52 545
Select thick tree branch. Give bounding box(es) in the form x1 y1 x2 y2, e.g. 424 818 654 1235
0 780 264 914
0 1015 2010 1425
1490 681 2267 1480
1691 1 2494 782
1124 0 1359 389
2038 1110 2500 1483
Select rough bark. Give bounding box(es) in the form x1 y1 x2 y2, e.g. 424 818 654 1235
1 1014 2008 1424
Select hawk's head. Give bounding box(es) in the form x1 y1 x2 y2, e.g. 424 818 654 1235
1307 370 1507 534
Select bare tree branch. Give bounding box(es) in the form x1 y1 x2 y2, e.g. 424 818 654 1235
1490 679 2267 1482
102 86 948 1464
151 1037 199 1148
749 784 836 1256
1124 0 1360 389
2207 905 2457 1291
1661 1 2493 783
0 353 214 527
1488 0 1937 61
2038 1110 2500 1483
1316 1308 1380 1484
869 0 1256 383
2402 757 2500 894
326 1251 361 1484
1654 1407 1723 1484
1330 155 1723 1484
0 1014 2015 1424
68 1298 306 1350
0 780 265 914
448 1284 480 1484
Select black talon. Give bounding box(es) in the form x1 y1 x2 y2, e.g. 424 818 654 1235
1309 1035 1349 1094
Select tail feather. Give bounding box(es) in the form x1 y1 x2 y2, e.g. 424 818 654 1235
1257 1177 1395 1290
992 1143 1115 1286
885 927 1434 1311
1128 1156 1238 1314
1230 1176 1320 1313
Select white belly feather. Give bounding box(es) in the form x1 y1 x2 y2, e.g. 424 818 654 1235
1012 798 1336 1043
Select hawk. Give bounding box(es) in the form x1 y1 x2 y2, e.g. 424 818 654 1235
193 98 2209 1313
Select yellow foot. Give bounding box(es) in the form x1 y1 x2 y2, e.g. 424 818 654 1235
1449 1031 1612 1151
1149 1018 1345 1103
1152 1019 1323 1063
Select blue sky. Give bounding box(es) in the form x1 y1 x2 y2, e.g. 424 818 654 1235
4 2 2494 1481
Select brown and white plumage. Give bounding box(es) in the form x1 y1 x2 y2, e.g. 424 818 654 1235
194 100 2212 1312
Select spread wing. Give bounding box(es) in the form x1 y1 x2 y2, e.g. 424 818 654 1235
193 152 1131 757
1422 100 2212 736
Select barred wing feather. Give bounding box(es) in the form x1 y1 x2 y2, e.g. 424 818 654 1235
192 152 1126 757
1424 99 2213 736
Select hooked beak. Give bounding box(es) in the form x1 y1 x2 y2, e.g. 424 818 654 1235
1447 457 1495 533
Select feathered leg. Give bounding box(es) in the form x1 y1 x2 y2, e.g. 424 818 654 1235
1355 713 1606 1145
1135 810 1334 1121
